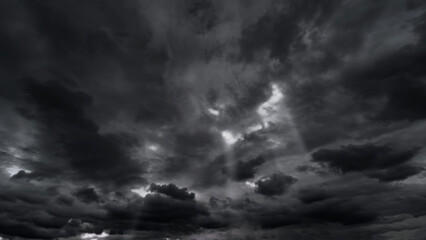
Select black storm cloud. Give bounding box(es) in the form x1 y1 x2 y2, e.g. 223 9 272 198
2 0 426 239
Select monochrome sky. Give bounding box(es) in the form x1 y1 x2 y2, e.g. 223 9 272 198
1 0 426 239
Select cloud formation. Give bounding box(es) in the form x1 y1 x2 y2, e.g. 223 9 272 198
1 0 426 239
311 143 423 181
255 172 297 196
149 183 195 201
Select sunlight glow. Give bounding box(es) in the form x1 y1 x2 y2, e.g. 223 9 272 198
131 187 150 197
147 144 159 152
245 181 256 188
259 177 271 182
5 166 27 177
257 83 284 128
221 130 241 146
81 232 109 239
247 124 263 133
207 108 220 116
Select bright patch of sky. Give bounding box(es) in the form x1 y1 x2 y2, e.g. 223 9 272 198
147 144 159 152
207 108 220 116
221 130 241 146
5 165 28 176
80 232 109 239
131 187 150 197
256 83 284 128
219 83 285 148
247 124 263 133
245 181 256 188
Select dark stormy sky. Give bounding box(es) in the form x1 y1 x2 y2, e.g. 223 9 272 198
1 0 426 239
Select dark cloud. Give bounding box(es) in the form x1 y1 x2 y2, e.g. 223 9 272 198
106 193 210 232
0 180 100 239
11 170 45 181
192 154 228 188
249 194 377 229
155 128 225 180
2 0 426 239
270 1 426 150
239 0 340 62
332 12 426 124
232 156 266 181
227 80 273 118
21 80 146 188
186 0 219 35
139 194 208 224
149 183 195 201
0 179 212 239
73 187 100 204
295 164 330 176
0 220 62 239
366 164 424 182
297 188 330 204
192 133 282 188
174 128 222 159
342 44 426 122
304 200 377 225
56 195 74 206
312 144 419 175
209 196 231 209
255 172 297 196
255 205 301 229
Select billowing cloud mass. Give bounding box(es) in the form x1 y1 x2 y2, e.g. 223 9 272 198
149 183 195 201
1 0 426 239
255 172 297 196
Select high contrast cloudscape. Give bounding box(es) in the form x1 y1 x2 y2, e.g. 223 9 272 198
1 0 426 239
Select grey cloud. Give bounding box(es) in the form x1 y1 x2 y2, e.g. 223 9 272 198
149 183 195 201
2 0 426 239
311 143 422 181
255 172 297 196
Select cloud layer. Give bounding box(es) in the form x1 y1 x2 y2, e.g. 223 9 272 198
1 0 426 239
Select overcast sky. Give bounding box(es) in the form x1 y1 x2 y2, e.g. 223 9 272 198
1 0 426 239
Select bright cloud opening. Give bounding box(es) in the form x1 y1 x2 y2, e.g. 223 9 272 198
81 232 109 239
147 144 159 152
207 108 220 116
221 130 241 146
131 187 150 197
257 83 284 128
245 181 256 188
247 124 263 133
5 166 28 177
